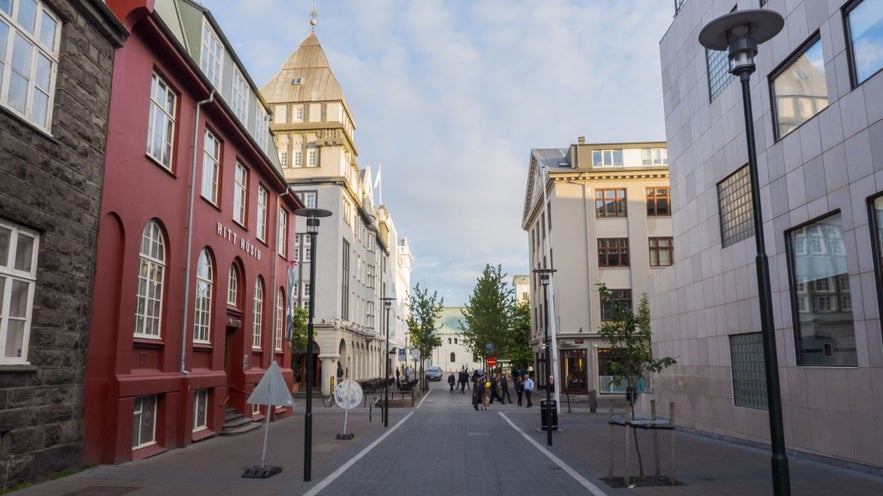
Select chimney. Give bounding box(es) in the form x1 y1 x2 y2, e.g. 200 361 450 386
577 136 586 144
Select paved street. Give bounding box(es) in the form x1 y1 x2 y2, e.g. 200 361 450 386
17 381 883 495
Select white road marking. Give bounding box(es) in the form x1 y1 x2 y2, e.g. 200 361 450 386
500 412 610 496
303 411 415 496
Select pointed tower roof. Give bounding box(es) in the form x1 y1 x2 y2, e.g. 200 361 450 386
262 32 354 120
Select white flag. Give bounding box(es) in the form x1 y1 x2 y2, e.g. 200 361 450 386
373 164 382 189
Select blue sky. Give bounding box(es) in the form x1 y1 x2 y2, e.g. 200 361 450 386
199 0 674 305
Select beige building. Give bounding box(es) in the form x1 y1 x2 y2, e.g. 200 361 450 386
430 307 482 374
261 28 409 394
522 139 671 402
651 0 883 469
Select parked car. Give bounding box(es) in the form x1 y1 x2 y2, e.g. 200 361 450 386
425 366 443 381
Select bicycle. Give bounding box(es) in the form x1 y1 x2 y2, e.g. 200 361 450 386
322 393 335 407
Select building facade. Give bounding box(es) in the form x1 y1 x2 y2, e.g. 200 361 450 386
653 0 883 469
431 307 482 374
0 0 125 488
262 27 410 395
522 139 671 401
83 0 300 464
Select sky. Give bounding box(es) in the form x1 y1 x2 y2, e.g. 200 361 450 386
199 0 674 306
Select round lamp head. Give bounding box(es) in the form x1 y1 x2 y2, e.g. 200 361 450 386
699 9 784 75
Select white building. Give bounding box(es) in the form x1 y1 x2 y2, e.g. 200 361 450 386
430 307 482 374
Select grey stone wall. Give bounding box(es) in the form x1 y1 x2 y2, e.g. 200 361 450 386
0 0 124 490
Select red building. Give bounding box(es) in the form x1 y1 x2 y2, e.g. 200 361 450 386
84 0 300 464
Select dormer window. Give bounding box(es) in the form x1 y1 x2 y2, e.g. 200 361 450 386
291 77 303 85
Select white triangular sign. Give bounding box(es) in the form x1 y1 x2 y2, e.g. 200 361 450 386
247 362 294 406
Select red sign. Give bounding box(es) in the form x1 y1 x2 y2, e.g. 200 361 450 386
487 357 497 367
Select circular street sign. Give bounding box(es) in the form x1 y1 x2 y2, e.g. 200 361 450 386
333 379 363 410
487 357 497 367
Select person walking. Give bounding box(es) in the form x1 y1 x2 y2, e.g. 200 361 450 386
473 376 484 411
501 374 512 404
458 370 467 393
482 375 491 411
515 375 525 406
489 374 502 404
447 372 456 392
524 374 534 407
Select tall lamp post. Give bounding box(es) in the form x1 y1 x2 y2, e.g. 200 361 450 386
380 295 396 427
533 267 556 447
699 10 789 496
294 207 332 482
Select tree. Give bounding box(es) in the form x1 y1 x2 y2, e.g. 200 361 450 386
507 298 533 371
459 264 514 372
406 283 443 391
289 306 309 352
597 282 676 476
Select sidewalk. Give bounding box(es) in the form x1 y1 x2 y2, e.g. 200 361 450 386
15 401 883 495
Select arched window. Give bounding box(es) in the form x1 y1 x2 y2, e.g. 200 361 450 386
450 352 456 363
252 278 264 348
193 249 213 343
135 220 165 338
227 264 239 307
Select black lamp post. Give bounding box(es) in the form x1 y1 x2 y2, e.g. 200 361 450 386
699 9 789 496
294 207 332 482
380 296 395 427
533 267 556 447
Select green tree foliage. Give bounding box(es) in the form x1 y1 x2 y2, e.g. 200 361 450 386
459 264 515 368
507 298 533 371
289 306 309 351
406 283 444 390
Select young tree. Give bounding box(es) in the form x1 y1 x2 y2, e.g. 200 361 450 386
289 306 309 351
507 298 533 372
406 283 443 391
459 264 514 372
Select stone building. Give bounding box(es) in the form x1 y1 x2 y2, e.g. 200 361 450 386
0 0 126 488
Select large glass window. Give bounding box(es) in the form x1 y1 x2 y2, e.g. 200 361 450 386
295 191 317 209
227 264 238 307
341 239 350 319
846 0 883 86
230 66 248 123
233 163 247 225
718 165 754 247
706 47 735 101
592 149 623 167
254 106 269 149
649 237 674 267
278 209 288 256
193 249 212 344
598 238 629 267
0 0 60 130
132 394 157 448
788 213 856 366
252 278 264 348
646 187 670 216
0 219 38 364
200 19 223 88
135 221 165 338
256 186 268 242
201 130 221 204
275 289 284 352
147 73 176 169
561 349 587 392
729 332 767 409
595 189 627 218
641 148 668 165
772 35 829 140
600 289 632 321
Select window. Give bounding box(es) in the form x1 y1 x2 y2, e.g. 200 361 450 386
598 348 638 394
275 289 284 352
598 238 629 267
0 0 60 130
135 221 165 338
788 213 856 366
201 130 221 204
231 66 248 123
846 0 883 86
307 145 318 167
718 165 754 247
706 47 735 101
293 149 303 167
729 333 767 409
256 186 268 242
280 150 288 168
592 149 623 167
595 189 627 218
646 188 670 216
227 264 238 307
295 191 316 209
641 148 668 165
0 219 38 363
341 239 350 319
278 209 288 256
600 289 632 321
147 73 176 169
772 35 828 140
254 106 269 149
649 237 674 266
193 249 213 343
366 264 375 289
562 349 587 392
193 389 208 432
233 162 247 225
871 195 883 323
303 233 312 262
200 19 223 87
132 394 157 448
252 278 264 348
450 352 455 362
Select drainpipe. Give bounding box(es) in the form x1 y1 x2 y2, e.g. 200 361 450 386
181 90 215 377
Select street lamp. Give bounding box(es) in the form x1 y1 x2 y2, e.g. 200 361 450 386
379 295 396 428
294 207 332 482
533 267 556 447
699 9 789 496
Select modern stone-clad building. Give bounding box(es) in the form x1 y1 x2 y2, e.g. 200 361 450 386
652 0 883 469
522 139 671 402
0 0 126 488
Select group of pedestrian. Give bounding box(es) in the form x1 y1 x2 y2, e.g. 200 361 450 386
470 370 535 410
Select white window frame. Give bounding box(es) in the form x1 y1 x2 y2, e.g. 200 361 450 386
307 146 318 167
147 72 176 169
254 105 269 149
135 220 165 339
132 394 157 449
252 278 263 349
201 130 221 204
275 289 284 352
200 19 223 88
227 264 238 307
0 219 38 364
293 149 303 167
256 186 268 242
230 65 248 123
193 249 213 344
0 0 61 130
278 209 288 256
193 389 208 432
233 162 247 225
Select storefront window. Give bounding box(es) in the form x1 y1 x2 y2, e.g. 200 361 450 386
561 349 587 392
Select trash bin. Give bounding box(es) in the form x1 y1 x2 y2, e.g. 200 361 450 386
541 400 558 431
